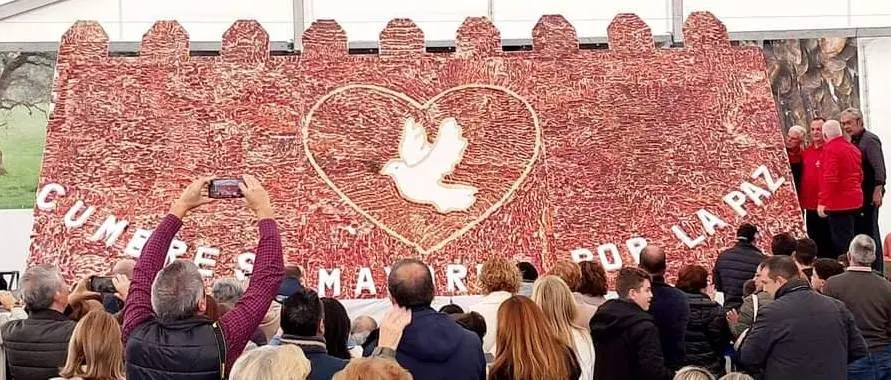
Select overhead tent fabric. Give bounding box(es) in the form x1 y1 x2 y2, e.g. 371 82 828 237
30 13 800 303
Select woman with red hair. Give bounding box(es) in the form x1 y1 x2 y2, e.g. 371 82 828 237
676 265 731 376
489 295 580 380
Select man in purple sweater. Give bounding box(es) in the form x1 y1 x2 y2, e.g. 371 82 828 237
122 175 284 380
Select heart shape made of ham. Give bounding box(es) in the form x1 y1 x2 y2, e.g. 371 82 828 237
302 84 542 254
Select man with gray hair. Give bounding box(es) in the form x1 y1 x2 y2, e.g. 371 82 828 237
349 315 378 357
1 264 75 380
824 234 891 379
786 125 807 192
841 107 886 274
212 277 245 306
123 175 284 380
818 120 864 257
211 276 268 347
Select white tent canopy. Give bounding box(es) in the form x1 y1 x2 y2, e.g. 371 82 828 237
0 0 890 48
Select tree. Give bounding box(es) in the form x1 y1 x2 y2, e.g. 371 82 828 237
0 51 54 176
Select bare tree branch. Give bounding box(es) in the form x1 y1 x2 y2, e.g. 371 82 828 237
0 51 54 122
24 53 53 68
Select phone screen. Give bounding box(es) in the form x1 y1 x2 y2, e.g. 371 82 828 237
90 276 117 293
209 178 244 199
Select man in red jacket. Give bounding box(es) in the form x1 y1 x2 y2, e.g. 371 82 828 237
801 117 835 258
818 120 864 257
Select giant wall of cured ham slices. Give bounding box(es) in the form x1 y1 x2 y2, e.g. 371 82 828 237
30 12 802 297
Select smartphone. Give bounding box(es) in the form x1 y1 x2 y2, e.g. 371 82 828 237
89 276 117 293
209 178 244 199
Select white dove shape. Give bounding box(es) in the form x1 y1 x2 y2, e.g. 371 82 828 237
381 117 479 213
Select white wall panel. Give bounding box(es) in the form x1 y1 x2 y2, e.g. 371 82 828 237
685 0 891 31
850 0 891 28
0 0 119 42
120 0 294 42
0 0 294 42
3 0 891 44
308 0 487 42
492 0 671 40
0 209 31 276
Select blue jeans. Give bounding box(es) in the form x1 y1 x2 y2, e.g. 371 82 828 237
849 345 891 380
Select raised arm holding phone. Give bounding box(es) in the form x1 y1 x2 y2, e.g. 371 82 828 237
122 175 283 380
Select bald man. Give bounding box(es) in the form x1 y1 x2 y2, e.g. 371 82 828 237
639 246 690 370
365 259 485 379
818 120 864 257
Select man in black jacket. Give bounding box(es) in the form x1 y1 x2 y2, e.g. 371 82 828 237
639 246 689 370
738 255 868 380
714 224 766 310
842 107 886 274
277 287 347 380
591 267 673 380
1 264 75 380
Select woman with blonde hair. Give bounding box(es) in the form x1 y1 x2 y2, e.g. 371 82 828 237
53 310 125 380
674 366 717 380
230 345 311 380
489 295 581 380
549 260 597 327
531 275 595 380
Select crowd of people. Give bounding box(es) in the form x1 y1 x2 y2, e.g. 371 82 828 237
2 214 887 380
0 108 888 380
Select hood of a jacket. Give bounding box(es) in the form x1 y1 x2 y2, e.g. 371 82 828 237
396 307 469 362
774 278 811 299
590 299 653 339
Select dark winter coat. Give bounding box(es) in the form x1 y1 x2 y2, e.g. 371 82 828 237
126 316 223 380
590 299 673 380
713 241 765 310
738 279 869 380
365 306 486 380
681 291 731 376
1 309 75 380
278 336 348 380
362 328 380 357
648 277 690 370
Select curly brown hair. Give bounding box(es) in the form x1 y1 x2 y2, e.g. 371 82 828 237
479 258 521 294
578 261 608 297
548 261 582 291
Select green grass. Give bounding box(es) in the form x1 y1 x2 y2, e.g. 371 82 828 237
0 106 48 209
